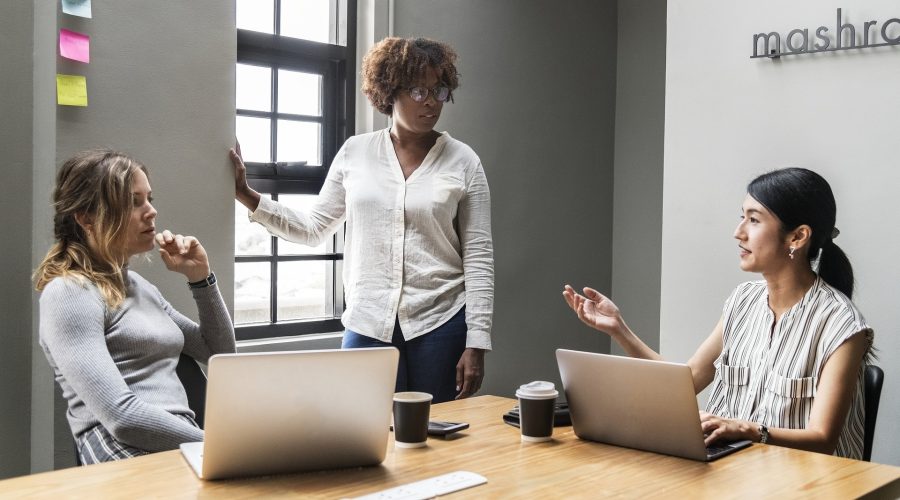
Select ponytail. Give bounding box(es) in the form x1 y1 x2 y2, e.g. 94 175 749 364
816 240 854 299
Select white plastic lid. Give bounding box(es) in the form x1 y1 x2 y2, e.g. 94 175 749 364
515 380 558 399
393 391 433 403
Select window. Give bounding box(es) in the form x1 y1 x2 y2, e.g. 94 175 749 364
234 0 356 341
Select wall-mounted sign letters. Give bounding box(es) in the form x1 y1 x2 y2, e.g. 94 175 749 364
752 8 899 59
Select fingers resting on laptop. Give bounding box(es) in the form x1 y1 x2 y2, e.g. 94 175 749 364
700 411 753 446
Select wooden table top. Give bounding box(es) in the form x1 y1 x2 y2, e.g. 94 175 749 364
2 395 899 499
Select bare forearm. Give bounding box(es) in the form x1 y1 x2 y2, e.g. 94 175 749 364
610 323 662 361
237 187 260 212
765 427 836 455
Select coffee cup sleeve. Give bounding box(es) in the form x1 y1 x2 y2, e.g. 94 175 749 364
501 404 571 428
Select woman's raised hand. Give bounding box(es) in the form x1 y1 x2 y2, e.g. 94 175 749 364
562 285 626 337
229 142 261 211
155 230 210 282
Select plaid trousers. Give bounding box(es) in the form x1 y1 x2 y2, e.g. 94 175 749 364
75 414 198 465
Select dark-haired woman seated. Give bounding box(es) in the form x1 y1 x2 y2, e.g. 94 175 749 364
35 150 235 464
563 167 872 459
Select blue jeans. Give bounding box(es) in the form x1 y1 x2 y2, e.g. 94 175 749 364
342 307 467 404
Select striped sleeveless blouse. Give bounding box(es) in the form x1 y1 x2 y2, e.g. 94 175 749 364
705 277 873 459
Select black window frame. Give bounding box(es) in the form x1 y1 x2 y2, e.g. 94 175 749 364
235 0 356 341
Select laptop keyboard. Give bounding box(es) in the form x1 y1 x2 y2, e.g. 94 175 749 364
706 439 755 460
705 444 734 457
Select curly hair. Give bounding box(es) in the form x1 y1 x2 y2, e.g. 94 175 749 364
361 37 460 115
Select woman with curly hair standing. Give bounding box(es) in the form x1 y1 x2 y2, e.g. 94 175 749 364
230 37 493 403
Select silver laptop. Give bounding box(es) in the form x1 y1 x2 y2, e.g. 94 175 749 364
180 347 398 480
556 349 751 461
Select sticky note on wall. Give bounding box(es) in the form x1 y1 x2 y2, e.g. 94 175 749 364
61 0 92 18
57 74 88 107
59 29 90 63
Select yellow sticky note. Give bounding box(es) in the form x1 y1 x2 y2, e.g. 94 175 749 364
57 74 88 107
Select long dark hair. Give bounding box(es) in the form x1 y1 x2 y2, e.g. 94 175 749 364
747 167 854 298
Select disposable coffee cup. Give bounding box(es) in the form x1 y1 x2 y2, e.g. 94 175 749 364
393 392 432 448
516 381 558 442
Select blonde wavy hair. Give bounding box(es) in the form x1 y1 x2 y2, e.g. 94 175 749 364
34 149 148 309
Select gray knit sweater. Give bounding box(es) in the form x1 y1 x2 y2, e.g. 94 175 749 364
39 270 235 452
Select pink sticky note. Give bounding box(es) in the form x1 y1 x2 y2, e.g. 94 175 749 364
59 29 90 63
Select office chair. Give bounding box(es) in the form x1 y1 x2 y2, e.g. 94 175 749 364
863 365 884 462
75 354 208 466
176 353 208 429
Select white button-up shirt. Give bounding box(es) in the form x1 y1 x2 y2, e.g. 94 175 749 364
250 129 494 349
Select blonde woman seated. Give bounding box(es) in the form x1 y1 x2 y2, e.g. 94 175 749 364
563 168 872 459
35 150 235 464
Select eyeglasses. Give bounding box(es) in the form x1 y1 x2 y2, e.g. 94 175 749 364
407 86 450 103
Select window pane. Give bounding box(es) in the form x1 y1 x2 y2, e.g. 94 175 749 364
276 120 321 164
235 196 273 256
236 0 274 34
235 262 271 325
277 69 322 116
278 195 327 255
281 0 332 44
236 116 271 162
236 64 272 112
278 261 333 321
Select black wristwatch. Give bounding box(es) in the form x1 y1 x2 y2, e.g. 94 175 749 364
757 423 769 444
187 272 216 289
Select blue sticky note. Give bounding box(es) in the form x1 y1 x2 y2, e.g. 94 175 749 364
61 0 92 19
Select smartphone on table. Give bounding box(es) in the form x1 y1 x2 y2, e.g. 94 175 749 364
427 421 469 436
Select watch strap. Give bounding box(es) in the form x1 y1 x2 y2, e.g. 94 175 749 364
757 423 769 444
187 272 216 289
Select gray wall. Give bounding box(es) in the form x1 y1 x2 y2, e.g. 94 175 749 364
52 4 236 312
0 0 35 480
393 0 618 396
355 0 391 135
30 0 59 473
0 1 235 477
663 0 900 465
611 0 666 355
